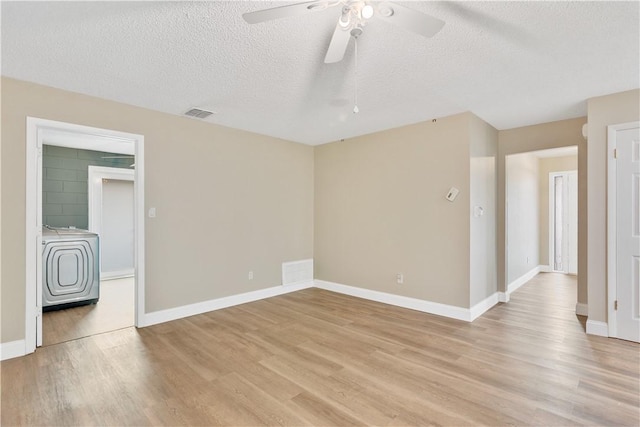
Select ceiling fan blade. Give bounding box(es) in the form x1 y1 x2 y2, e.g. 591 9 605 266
243 1 328 24
378 2 445 38
324 22 352 63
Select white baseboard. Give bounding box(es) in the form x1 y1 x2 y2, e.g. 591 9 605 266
0 340 26 361
538 265 552 273
469 293 500 321
282 259 313 286
507 266 541 294
314 279 488 322
101 269 135 280
142 278 500 328
575 303 588 316
498 292 510 303
586 320 608 337
139 281 314 327
282 280 313 288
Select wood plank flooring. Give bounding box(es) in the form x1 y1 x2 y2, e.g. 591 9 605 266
2 273 639 426
42 277 135 346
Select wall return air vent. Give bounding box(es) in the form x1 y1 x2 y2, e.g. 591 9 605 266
184 108 215 119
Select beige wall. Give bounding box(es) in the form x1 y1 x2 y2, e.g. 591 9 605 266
497 117 586 299
314 113 473 308
586 89 640 323
506 152 540 284
577 137 587 305
1 77 314 344
469 115 498 305
538 155 578 268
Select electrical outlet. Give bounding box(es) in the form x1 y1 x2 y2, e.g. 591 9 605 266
248 271 254 280
527 256 530 264
396 273 404 284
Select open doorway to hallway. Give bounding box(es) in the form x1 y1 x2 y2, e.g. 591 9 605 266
505 146 578 305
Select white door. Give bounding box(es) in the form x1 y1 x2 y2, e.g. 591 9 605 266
550 171 578 274
610 123 640 342
101 179 135 278
566 171 578 275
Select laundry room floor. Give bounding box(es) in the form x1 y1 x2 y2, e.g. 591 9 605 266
42 277 135 346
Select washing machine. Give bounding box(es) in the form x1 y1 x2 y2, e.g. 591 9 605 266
42 226 100 311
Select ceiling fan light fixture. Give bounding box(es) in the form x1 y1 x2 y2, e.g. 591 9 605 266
378 5 394 17
350 27 363 38
306 2 327 11
338 9 351 28
361 4 374 20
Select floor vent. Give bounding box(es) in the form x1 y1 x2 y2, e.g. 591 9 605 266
184 108 215 119
282 259 313 286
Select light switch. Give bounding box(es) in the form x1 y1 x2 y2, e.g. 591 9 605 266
148 207 156 218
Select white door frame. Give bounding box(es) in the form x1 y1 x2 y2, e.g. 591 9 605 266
607 121 640 338
88 166 135 279
25 117 145 353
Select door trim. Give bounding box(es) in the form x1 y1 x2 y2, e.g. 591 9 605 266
25 117 145 355
607 121 640 338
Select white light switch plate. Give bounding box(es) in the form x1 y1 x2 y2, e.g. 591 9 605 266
446 187 459 202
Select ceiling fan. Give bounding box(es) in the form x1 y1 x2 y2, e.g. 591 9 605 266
243 1 445 63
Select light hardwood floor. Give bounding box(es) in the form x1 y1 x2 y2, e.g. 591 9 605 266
42 277 135 346
2 273 639 426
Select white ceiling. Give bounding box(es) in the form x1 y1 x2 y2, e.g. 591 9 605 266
2 1 638 145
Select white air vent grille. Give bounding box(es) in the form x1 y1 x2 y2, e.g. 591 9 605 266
282 259 313 286
184 108 214 119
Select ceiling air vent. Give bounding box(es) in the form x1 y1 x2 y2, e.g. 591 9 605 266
184 108 215 119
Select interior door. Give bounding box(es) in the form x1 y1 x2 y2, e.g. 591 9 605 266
551 171 577 274
615 124 640 342
566 171 578 275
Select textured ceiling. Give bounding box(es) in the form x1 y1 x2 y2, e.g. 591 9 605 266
2 1 639 145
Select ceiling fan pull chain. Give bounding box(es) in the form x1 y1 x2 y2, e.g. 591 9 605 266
353 35 359 114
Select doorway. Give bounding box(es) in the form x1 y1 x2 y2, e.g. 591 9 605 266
40 155 136 346
25 117 145 354
505 146 578 300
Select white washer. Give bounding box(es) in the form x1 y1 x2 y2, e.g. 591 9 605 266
42 226 100 311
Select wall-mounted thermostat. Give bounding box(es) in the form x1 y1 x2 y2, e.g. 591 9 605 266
446 187 459 202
